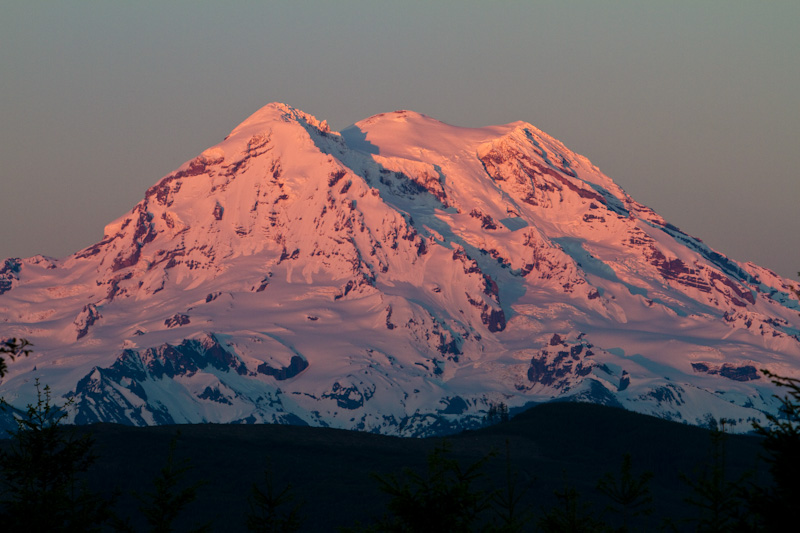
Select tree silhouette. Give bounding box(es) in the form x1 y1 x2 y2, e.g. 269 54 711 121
489 439 535 532
246 461 303 532
0 337 32 378
537 482 608 533
680 421 753 532
370 440 494 532
0 378 112 532
483 402 509 426
116 432 210 533
596 453 653 531
749 370 800 530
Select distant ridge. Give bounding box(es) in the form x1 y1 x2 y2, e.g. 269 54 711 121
4 402 764 531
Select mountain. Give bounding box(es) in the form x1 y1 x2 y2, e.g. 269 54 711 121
1 103 798 436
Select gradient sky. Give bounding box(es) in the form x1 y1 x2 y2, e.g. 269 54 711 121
1 1 797 278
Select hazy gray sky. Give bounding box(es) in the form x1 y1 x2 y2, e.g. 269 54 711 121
1 1 797 278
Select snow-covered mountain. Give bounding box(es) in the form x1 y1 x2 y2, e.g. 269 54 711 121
1 103 798 435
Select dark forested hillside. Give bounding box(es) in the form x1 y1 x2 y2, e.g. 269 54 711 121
0 401 765 531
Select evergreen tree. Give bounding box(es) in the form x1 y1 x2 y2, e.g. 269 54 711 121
123 432 210 533
246 461 303 533
596 453 653 531
537 482 608 533
0 337 31 378
680 421 752 532
483 402 509 426
488 440 534 533
749 370 800 530
0 378 112 532
371 440 494 532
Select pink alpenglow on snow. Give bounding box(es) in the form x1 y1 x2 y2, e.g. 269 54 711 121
1 103 798 436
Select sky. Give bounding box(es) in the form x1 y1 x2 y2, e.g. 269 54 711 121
1 1 797 278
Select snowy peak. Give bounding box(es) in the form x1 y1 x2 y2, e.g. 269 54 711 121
347 109 517 161
228 102 333 139
75 104 357 281
1 103 799 436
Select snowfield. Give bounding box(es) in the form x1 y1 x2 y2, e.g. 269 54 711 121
1 103 798 436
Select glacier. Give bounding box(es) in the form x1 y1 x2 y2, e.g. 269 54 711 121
0 103 798 436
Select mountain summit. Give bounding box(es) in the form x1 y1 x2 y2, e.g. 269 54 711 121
1 103 798 435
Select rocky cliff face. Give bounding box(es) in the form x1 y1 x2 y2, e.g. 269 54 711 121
1 103 798 435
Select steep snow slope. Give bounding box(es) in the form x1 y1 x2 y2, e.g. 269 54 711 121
1 103 798 435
